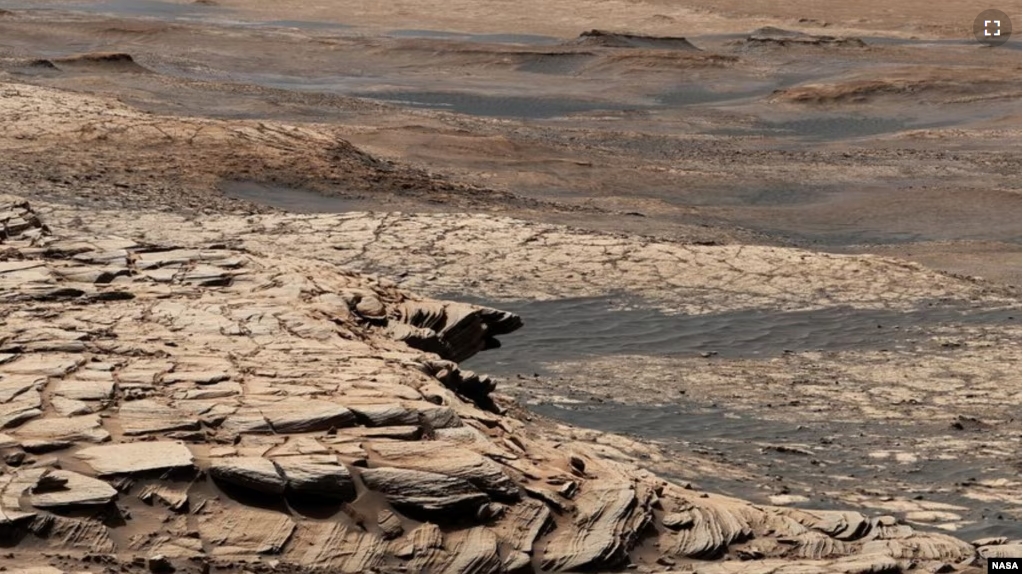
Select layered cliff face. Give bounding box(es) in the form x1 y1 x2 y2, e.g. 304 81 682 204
0 196 1010 574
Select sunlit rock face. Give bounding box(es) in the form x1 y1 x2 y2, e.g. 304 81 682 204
0 195 1010 573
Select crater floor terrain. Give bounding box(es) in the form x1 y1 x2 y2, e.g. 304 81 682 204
0 0 1019 572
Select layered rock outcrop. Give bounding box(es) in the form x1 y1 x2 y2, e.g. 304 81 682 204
0 196 1012 573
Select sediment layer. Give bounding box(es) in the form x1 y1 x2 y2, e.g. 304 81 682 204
1 195 1015 573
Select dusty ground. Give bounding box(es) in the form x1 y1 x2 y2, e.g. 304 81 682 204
0 0 1019 282
0 0 1019 572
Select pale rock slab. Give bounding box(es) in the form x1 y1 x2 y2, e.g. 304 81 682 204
0 389 43 429
198 505 296 556
209 456 286 494
118 399 199 436
250 399 357 433
284 521 387 571
30 470 117 508
370 440 520 500
274 455 355 500
75 441 195 475
541 483 639 570
361 467 490 516
12 414 110 448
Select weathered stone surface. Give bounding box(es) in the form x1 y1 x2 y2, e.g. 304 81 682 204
377 508 405 540
174 381 242 400
978 540 1023 559
0 354 82 378
492 498 552 552
0 432 17 448
12 414 110 446
339 424 422 441
283 521 386 570
661 500 755 559
75 441 195 475
541 481 642 570
267 436 331 456
393 300 523 364
392 522 446 567
118 399 199 436
198 505 295 556
30 470 117 508
50 376 114 401
274 455 355 499
444 526 503 574
0 468 47 524
28 512 117 552
0 374 45 402
370 440 520 500
50 395 93 416
163 370 231 385
138 483 189 511
252 399 357 433
347 402 420 426
0 389 43 429
209 456 286 494
0 193 999 572
435 425 516 460
361 467 490 516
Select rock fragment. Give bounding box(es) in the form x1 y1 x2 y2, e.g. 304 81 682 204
198 505 295 556
370 440 520 500
75 441 194 475
30 469 117 508
209 456 286 494
541 482 645 570
12 414 110 448
275 455 355 499
255 399 357 433
361 467 490 517
119 399 199 435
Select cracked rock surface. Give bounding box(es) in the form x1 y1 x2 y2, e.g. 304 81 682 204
1 195 1012 573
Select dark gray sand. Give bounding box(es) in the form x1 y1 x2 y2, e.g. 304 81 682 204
456 296 1015 373
530 399 1022 541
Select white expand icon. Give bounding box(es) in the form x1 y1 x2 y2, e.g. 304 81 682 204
983 20 1001 35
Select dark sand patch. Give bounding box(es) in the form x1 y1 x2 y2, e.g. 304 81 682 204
221 181 369 213
0 0 223 20
528 399 1022 541
457 296 1015 374
654 84 772 106
389 29 560 45
515 52 596 74
251 19 352 31
350 90 635 119
708 115 940 141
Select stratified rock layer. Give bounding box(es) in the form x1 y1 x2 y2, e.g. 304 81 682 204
0 195 1011 573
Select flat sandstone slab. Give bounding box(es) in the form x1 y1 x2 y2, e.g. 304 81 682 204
75 441 195 475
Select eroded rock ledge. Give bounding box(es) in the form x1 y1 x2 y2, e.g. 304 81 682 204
0 196 1013 573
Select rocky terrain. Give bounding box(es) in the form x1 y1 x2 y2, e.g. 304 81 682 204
1 190 1019 574
0 0 1019 572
